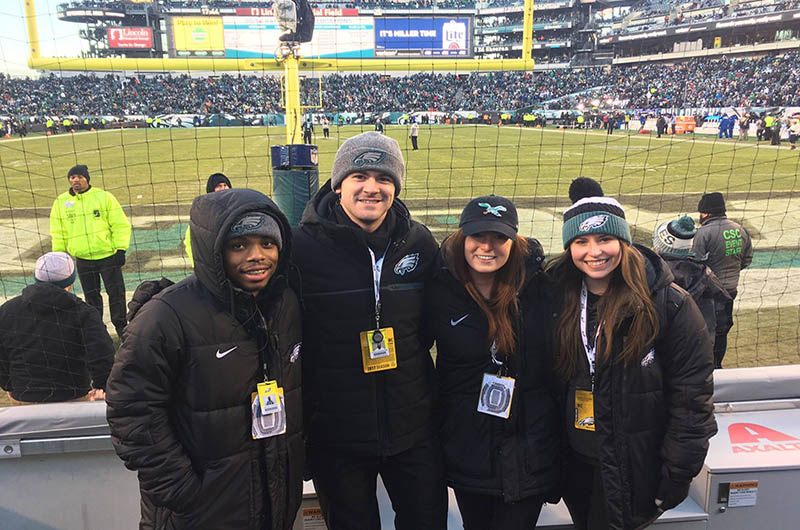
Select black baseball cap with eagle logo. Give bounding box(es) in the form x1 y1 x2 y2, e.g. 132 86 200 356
459 195 519 239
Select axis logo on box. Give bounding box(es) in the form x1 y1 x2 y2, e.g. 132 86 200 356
728 423 800 453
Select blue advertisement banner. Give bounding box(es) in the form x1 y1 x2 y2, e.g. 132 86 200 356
374 17 471 57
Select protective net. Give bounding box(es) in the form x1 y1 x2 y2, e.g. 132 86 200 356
1 0 800 406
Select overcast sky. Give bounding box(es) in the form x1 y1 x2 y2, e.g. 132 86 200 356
0 0 83 77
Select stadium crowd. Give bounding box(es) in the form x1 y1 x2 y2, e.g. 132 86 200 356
1 54 798 119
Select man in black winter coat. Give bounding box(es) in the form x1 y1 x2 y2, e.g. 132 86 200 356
293 131 446 530
653 215 731 347
106 189 304 530
1 252 113 404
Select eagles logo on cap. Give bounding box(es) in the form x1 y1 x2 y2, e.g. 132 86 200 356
230 214 265 235
478 203 507 218
352 150 386 167
579 215 608 232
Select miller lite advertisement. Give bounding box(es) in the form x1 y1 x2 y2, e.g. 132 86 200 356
374 17 472 57
107 27 154 49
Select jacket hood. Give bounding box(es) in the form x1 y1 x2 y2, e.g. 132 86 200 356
433 235 546 293
636 243 674 294
21 282 81 311
190 188 292 302
299 179 412 244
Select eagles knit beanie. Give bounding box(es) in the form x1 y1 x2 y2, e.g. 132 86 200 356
206 172 233 194
698 192 726 215
330 132 405 193
653 215 697 256
227 212 283 250
34 251 77 288
562 177 631 248
67 164 90 182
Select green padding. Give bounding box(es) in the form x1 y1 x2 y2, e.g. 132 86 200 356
274 169 319 226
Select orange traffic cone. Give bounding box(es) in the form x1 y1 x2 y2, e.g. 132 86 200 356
3 134 9 139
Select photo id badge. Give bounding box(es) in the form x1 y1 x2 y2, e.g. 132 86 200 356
360 327 397 373
477 373 515 419
252 389 286 439
574 390 595 431
256 380 281 415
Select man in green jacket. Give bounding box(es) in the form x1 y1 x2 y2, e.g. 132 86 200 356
50 164 132 337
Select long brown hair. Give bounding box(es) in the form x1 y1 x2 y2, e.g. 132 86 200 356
547 241 659 379
446 229 529 357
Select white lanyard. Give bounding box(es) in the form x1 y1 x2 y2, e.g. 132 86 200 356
579 282 602 377
368 246 388 330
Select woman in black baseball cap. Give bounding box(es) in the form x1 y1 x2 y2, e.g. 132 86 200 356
425 195 560 529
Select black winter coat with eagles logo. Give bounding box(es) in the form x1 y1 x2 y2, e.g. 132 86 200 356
106 189 304 530
551 245 716 530
292 180 439 455
425 237 561 502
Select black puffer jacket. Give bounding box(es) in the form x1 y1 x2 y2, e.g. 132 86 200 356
292 181 439 455
661 254 731 341
106 189 303 530
0 282 114 402
553 245 717 530
426 237 560 502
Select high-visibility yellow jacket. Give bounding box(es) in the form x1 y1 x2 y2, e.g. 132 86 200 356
50 186 131 260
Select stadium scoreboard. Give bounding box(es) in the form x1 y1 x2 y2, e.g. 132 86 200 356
164 9 472 59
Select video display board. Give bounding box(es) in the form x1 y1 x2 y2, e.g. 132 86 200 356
374 17 472 56
171 17 226 57
222 15 374 58
107 27 154 49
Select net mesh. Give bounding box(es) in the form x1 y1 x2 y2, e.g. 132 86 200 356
1 0 800 406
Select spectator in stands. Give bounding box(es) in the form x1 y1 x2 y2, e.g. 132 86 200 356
107 188 303 529
426 195 560 529
548 177 716 530
292 132 446 530
184 172 233 265
0 252 113 404
49 164 131 338
653 215 731 347
693 192 753 368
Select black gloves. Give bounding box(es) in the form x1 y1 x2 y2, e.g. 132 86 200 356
655 474 690 511
115 249 126 267
126 277 174 322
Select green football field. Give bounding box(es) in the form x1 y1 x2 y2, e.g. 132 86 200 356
1 124 799 373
